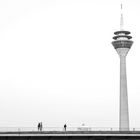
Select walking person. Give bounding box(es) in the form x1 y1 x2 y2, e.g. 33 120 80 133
38 123 40 131
64 124 67 131
40 122 43 131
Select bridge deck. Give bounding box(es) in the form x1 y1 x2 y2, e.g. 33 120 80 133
0 131 140 137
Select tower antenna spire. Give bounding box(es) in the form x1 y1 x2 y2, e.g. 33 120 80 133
120 3 124 30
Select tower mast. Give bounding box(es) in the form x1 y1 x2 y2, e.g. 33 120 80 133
120 3 124 30
112 3 133 131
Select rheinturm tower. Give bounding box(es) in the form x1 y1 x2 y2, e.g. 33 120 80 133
112 4 133 131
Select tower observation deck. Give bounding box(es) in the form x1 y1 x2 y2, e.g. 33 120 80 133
111 4 133 131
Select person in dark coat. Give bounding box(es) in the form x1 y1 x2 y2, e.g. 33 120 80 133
38 123 40 131
40 122 43 131
64 124 67 131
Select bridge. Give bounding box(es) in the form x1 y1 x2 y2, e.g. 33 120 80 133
0 127 140 140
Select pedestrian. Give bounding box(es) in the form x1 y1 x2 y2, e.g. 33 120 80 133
64 124 67 131
38 123 40 131
40 122 43 131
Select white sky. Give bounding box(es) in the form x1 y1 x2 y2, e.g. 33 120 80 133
0 0 140 129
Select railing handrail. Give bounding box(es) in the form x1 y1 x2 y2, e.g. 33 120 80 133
0 127 139 132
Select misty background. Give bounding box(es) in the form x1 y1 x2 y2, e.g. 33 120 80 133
0 0 140 128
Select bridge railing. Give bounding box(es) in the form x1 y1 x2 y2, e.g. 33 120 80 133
0 127 139 132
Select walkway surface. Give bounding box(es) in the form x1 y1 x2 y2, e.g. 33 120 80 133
0 131 140 137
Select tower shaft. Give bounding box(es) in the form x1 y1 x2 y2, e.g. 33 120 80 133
119 55 129 131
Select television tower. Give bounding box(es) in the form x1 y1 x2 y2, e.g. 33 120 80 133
112 4 133 131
